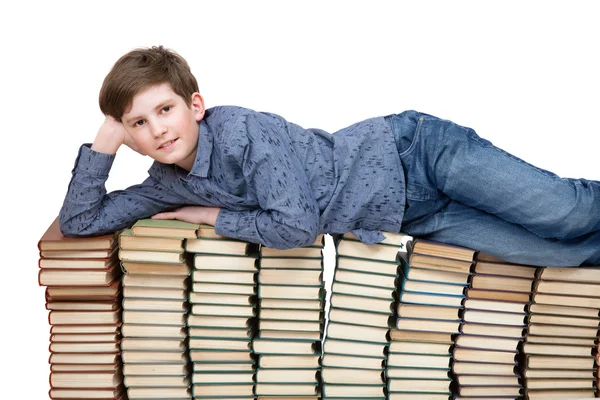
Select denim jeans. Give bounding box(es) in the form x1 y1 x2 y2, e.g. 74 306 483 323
386 111 600 266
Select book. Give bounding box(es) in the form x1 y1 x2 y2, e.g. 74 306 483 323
256 368 318 383
185 238 256 255
334 269 397 288
38 217 115 251
537 266 600 283
192 282 256 295
534 280 600 297
321 368 383 385
388 378 451 393
452 361 516 375
462 309 527 326
337 256 399 275
527 323 598 338
259 285 322 300
455 335 521 352
45 280 120 301
323 339 386 358
402 266 470 286
326 321 389 344
408 253 473 274
453 348 517 364
121 261 190 276
522 343 595 357
46 301 119 311
389 329 454 344
465 288 531 303
192 270 256 285
39 265 120 286
39 256 117 270
130 218 199 238
118 248 185 263
329 308 392 328
337 240 402 261
252 339 320 355
474 261 537 278
528 303 600 319
331 294 394 314
123 286 186 300
321 354 384 370
343 231 407 246
122 274 187 289
397 304 461 321
194 254 258 271
118 228 184 252
48 310 121 325
398 291 463 308
532 292 600 309
396 318 461 334
460 323 525 338
387 353 451 369
332 281 395 300
260 247 323 258
470 274 534 293
410 239 475 262
462 298 527 314
258 269 322 286
41 248 116 259
389 341 452 355
526 355 595 369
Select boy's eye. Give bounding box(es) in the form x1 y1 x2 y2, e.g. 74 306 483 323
135 120 144 127
162 106 171 113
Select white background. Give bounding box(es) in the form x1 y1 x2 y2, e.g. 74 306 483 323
1 0 599 396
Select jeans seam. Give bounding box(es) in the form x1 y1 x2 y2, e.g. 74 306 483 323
399 116 425 158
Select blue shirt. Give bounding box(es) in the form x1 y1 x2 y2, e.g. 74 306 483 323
60 106 406 249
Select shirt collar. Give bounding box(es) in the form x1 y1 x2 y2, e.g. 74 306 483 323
187 118 213 178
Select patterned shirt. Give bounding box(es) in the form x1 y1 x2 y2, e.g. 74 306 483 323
60 106 406 249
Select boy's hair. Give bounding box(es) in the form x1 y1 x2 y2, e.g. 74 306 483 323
99 46 199 120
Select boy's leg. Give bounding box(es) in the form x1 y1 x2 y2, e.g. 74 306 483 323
403 114 600 240
402 200 600 267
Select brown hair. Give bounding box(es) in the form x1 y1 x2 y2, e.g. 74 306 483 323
99 46 199 120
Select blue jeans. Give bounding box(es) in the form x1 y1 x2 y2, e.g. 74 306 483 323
386 111 600 266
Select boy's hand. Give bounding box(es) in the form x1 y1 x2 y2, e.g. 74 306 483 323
92 116 145 155
152 206 221 226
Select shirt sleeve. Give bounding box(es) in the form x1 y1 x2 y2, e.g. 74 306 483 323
59 144 189 237
214 112 320 249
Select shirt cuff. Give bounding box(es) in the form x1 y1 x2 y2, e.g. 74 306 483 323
73 144 116 176
214 208 244 240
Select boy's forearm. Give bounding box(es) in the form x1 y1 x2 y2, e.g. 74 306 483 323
90 116 128 155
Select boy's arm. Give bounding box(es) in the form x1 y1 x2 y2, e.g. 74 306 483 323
59 117 188 236
59 144 190 236
211 112 320 249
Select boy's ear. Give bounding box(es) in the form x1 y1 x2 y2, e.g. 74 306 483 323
191 93 205 122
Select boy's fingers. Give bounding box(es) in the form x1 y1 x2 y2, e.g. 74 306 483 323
151 212 176 220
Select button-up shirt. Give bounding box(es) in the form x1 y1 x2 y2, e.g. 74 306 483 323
60 106 406 248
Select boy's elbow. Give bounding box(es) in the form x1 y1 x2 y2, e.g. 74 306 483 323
59 216 86 237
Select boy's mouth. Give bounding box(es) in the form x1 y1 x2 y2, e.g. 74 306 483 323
158 138 178 150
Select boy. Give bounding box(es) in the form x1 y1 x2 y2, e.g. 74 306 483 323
60 46 600 266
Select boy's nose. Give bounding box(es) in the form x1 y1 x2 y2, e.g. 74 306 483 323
150 120 167 137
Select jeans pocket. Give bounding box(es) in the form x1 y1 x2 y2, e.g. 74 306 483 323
406 181 439 201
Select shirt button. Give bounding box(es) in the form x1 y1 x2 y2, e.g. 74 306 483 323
323 223 329 230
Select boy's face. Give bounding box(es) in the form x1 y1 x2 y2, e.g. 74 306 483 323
122 82 205 171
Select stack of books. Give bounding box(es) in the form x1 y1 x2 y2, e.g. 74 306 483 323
521 267 600 399
118 219 195 400
38 217 124 400
186 225 259 399
452 253 538 399
320 232 406 399
254 234 325 398
389 240 474 400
